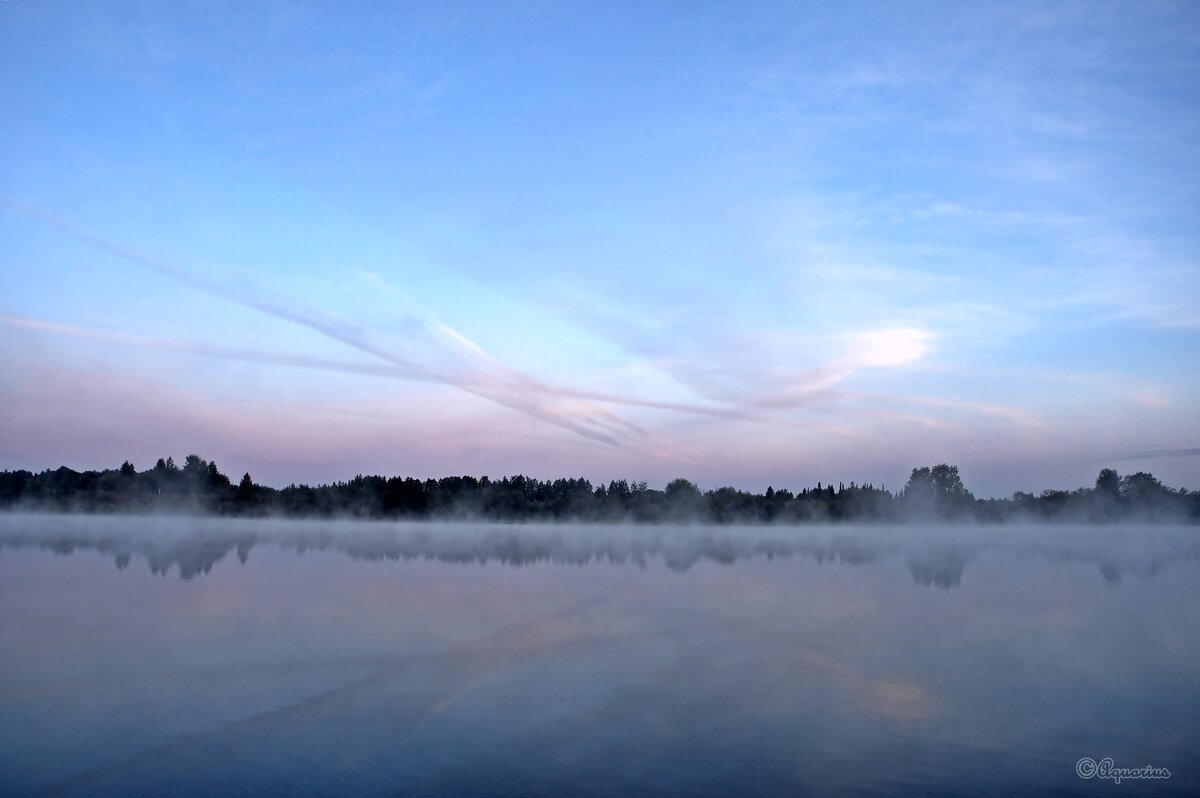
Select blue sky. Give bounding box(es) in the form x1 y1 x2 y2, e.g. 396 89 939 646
1 0 1197 496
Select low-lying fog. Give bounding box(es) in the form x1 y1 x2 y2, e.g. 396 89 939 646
1 512 1197 587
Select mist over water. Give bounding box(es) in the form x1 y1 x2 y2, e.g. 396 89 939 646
1 515 1198 797
1 513 1197 586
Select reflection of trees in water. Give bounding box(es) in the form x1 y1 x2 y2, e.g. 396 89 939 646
906 547 974 589
1 515 1197 588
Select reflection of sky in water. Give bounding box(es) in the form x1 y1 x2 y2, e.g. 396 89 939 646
1 516 1197 797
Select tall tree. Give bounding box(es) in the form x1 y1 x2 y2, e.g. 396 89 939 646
1095 468 1121 501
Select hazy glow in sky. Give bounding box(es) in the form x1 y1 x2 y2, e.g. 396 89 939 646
1 1 1198 496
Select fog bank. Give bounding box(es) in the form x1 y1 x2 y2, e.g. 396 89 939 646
2 513 1197 588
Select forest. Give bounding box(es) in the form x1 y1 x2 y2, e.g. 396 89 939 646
0 456 1196 523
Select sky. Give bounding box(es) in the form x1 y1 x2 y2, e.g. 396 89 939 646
1 0 1198 497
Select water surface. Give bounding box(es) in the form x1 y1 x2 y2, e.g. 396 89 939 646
1 514 1197 796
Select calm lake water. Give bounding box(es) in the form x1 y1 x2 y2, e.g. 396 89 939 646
1 514 1197 797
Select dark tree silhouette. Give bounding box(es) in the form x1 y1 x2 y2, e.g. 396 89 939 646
1121 472 1167 505
902 464 975 518
1095 468 1121 501
236 473 257 504
0 456 1196 524
664 478 705 519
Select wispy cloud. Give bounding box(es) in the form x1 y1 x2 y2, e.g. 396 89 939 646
1 198 657 447
1111 447 1200 462
0 312 763 428
3 196 1063 470
896 396 1046 430
0 314 429 380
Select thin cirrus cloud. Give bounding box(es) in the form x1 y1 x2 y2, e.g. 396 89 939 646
3 196 1077 499
0 311 763 429
539 287 948 418
1 193 1056 477
3 199 799 471
1111 447 1200 463
1 198 975 438
743 329 934 413
849 328 930 369
0 197 659 447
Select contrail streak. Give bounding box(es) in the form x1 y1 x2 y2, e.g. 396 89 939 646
0 314 432 381
0 313 756 423
0 199 754 443
0 198 641 445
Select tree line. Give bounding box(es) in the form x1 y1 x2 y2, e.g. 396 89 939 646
0 457 1195 523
